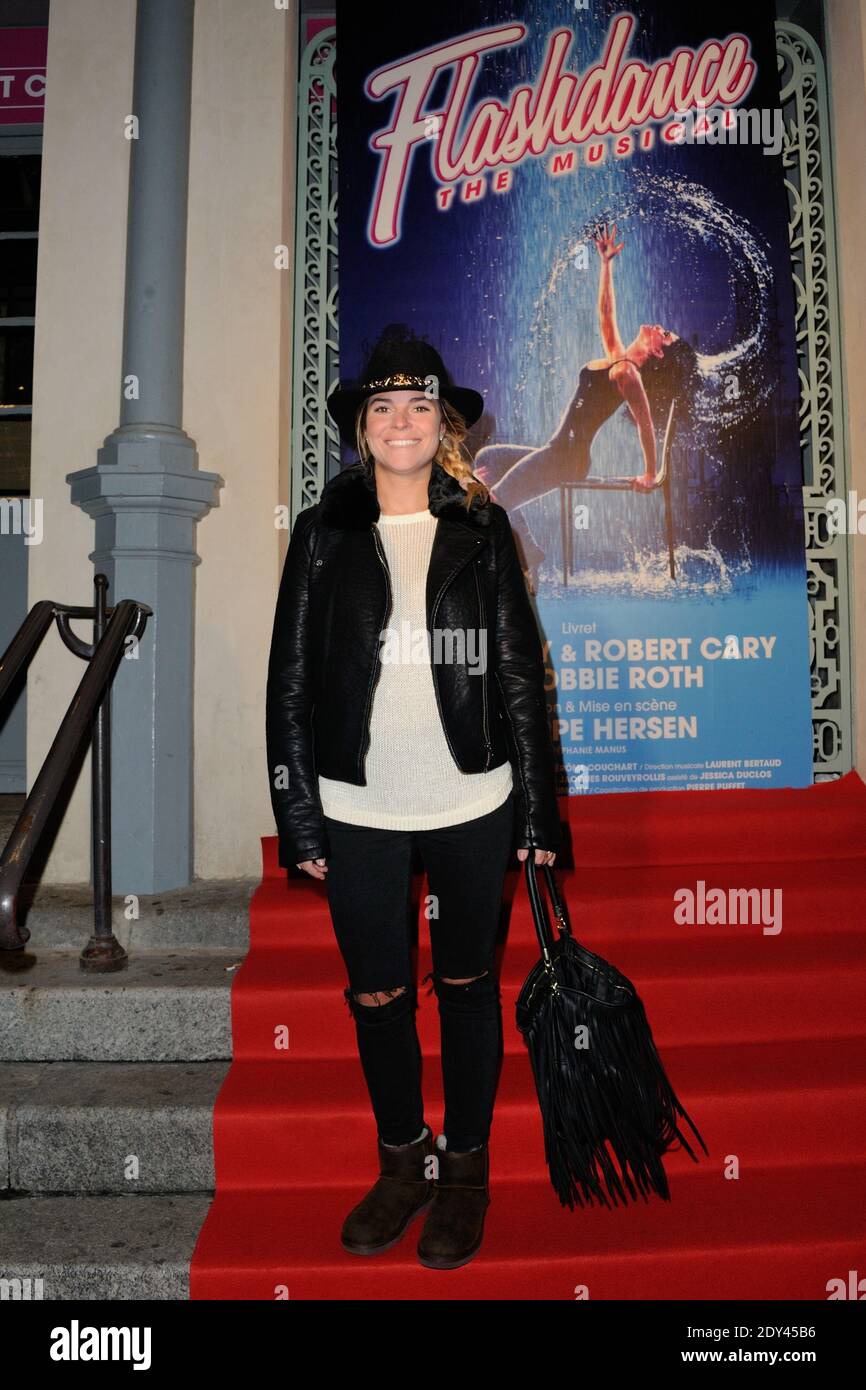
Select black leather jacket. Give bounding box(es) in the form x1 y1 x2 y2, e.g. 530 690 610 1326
266 459 562 868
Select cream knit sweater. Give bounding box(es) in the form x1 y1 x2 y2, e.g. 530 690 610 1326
317 508 513 828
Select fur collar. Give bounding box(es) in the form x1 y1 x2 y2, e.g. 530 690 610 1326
316 459 493 531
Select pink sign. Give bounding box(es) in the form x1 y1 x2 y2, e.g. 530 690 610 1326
0 26 47 125
305 14 335 115
306 17 335 42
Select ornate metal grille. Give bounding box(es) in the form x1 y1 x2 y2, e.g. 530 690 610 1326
778 20 853 778
291 24 340 522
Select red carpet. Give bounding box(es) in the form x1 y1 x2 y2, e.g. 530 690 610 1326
190 773 866 1299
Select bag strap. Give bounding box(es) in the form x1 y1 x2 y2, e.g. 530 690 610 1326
524 857 572 964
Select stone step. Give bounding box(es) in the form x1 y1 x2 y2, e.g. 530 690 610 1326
0 1192 212 1300
0 1060 229 1193
0 950 240 1061
12 878 256 950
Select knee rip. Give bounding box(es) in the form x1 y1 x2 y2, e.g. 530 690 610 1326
343 972 493 1012
343 984 413 1011
423 968 493 992
352 986 407 1007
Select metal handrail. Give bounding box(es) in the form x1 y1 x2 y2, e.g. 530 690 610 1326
0 574 152 967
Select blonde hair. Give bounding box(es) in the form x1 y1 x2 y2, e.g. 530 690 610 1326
354 393 490 512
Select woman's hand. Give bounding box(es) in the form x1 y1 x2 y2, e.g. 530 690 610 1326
594 221 623 262
595 222 626 358
516 847 557 866
297 857 328 879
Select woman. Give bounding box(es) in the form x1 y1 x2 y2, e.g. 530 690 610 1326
265 324 562 1271
476 223 698 590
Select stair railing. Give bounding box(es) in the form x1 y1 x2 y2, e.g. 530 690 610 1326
0 573 152 970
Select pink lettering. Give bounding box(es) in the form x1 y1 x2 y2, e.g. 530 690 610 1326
364 13 759 245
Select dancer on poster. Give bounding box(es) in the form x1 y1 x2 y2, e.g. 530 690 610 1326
475 224 698 590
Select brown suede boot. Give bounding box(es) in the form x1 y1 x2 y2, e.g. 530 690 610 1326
416 1137 490 1269
341 1126 435 1256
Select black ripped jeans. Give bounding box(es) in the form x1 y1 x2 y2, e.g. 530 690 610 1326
323 794 515 1151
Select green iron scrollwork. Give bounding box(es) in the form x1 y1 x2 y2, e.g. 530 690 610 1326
777 19 853 780
292 24 339 525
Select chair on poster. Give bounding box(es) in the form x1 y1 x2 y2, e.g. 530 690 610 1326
558 396 679 584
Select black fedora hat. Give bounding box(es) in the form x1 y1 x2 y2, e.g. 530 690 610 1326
326 323 484 447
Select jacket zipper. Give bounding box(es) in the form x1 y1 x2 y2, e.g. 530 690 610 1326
427 539 487 769
473 562 493 770
360 524 393 779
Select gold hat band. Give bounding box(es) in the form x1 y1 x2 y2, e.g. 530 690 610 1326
363 373 432 390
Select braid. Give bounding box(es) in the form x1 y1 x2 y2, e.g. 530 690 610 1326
436 398 491 511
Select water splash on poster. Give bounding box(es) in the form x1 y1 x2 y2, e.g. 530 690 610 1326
522 171 776 440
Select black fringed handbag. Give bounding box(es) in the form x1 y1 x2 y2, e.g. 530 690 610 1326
515 858 709 1210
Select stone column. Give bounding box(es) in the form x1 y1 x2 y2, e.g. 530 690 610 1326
67 0 222 892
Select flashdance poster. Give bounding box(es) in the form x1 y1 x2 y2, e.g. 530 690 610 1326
333 0 814 797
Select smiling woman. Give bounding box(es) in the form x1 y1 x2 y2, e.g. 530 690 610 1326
346 340 490 517
361 390 443 511
365 389 441 478
266 322 562 1269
